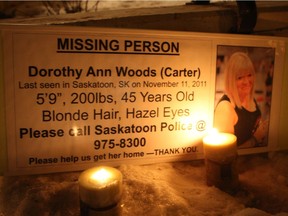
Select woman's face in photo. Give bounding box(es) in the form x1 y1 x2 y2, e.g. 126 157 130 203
236 69 254 96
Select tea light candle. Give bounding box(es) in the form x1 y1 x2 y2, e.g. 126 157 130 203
78 166 122 215
203 130 239 193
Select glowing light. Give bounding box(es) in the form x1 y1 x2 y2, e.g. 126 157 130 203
72 127 78 136
203 129 237 162
209 128 219 136
78 166 123 209
179 116 193 125
204 128 236 146
90 168 112 183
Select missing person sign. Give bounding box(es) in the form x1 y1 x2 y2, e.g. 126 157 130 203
0 26 287 175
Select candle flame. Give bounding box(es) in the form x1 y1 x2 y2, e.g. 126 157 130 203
204 128 236 146
209 128 219 136
72 126 78 136
90 168 112 183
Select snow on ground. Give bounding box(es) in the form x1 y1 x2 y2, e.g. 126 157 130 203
1 152 288 216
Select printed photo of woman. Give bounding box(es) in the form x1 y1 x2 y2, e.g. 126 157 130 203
214 47 274 149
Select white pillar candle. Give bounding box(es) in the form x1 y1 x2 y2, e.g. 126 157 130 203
203 130 239 193
78 166 123 212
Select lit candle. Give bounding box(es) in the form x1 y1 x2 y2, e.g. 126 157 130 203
203 130 239 193
203 130 237 163
78 166 123 215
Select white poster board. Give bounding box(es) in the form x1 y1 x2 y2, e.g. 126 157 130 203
0 26 287 175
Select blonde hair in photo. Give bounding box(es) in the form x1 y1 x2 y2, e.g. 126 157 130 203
224 52 255 109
